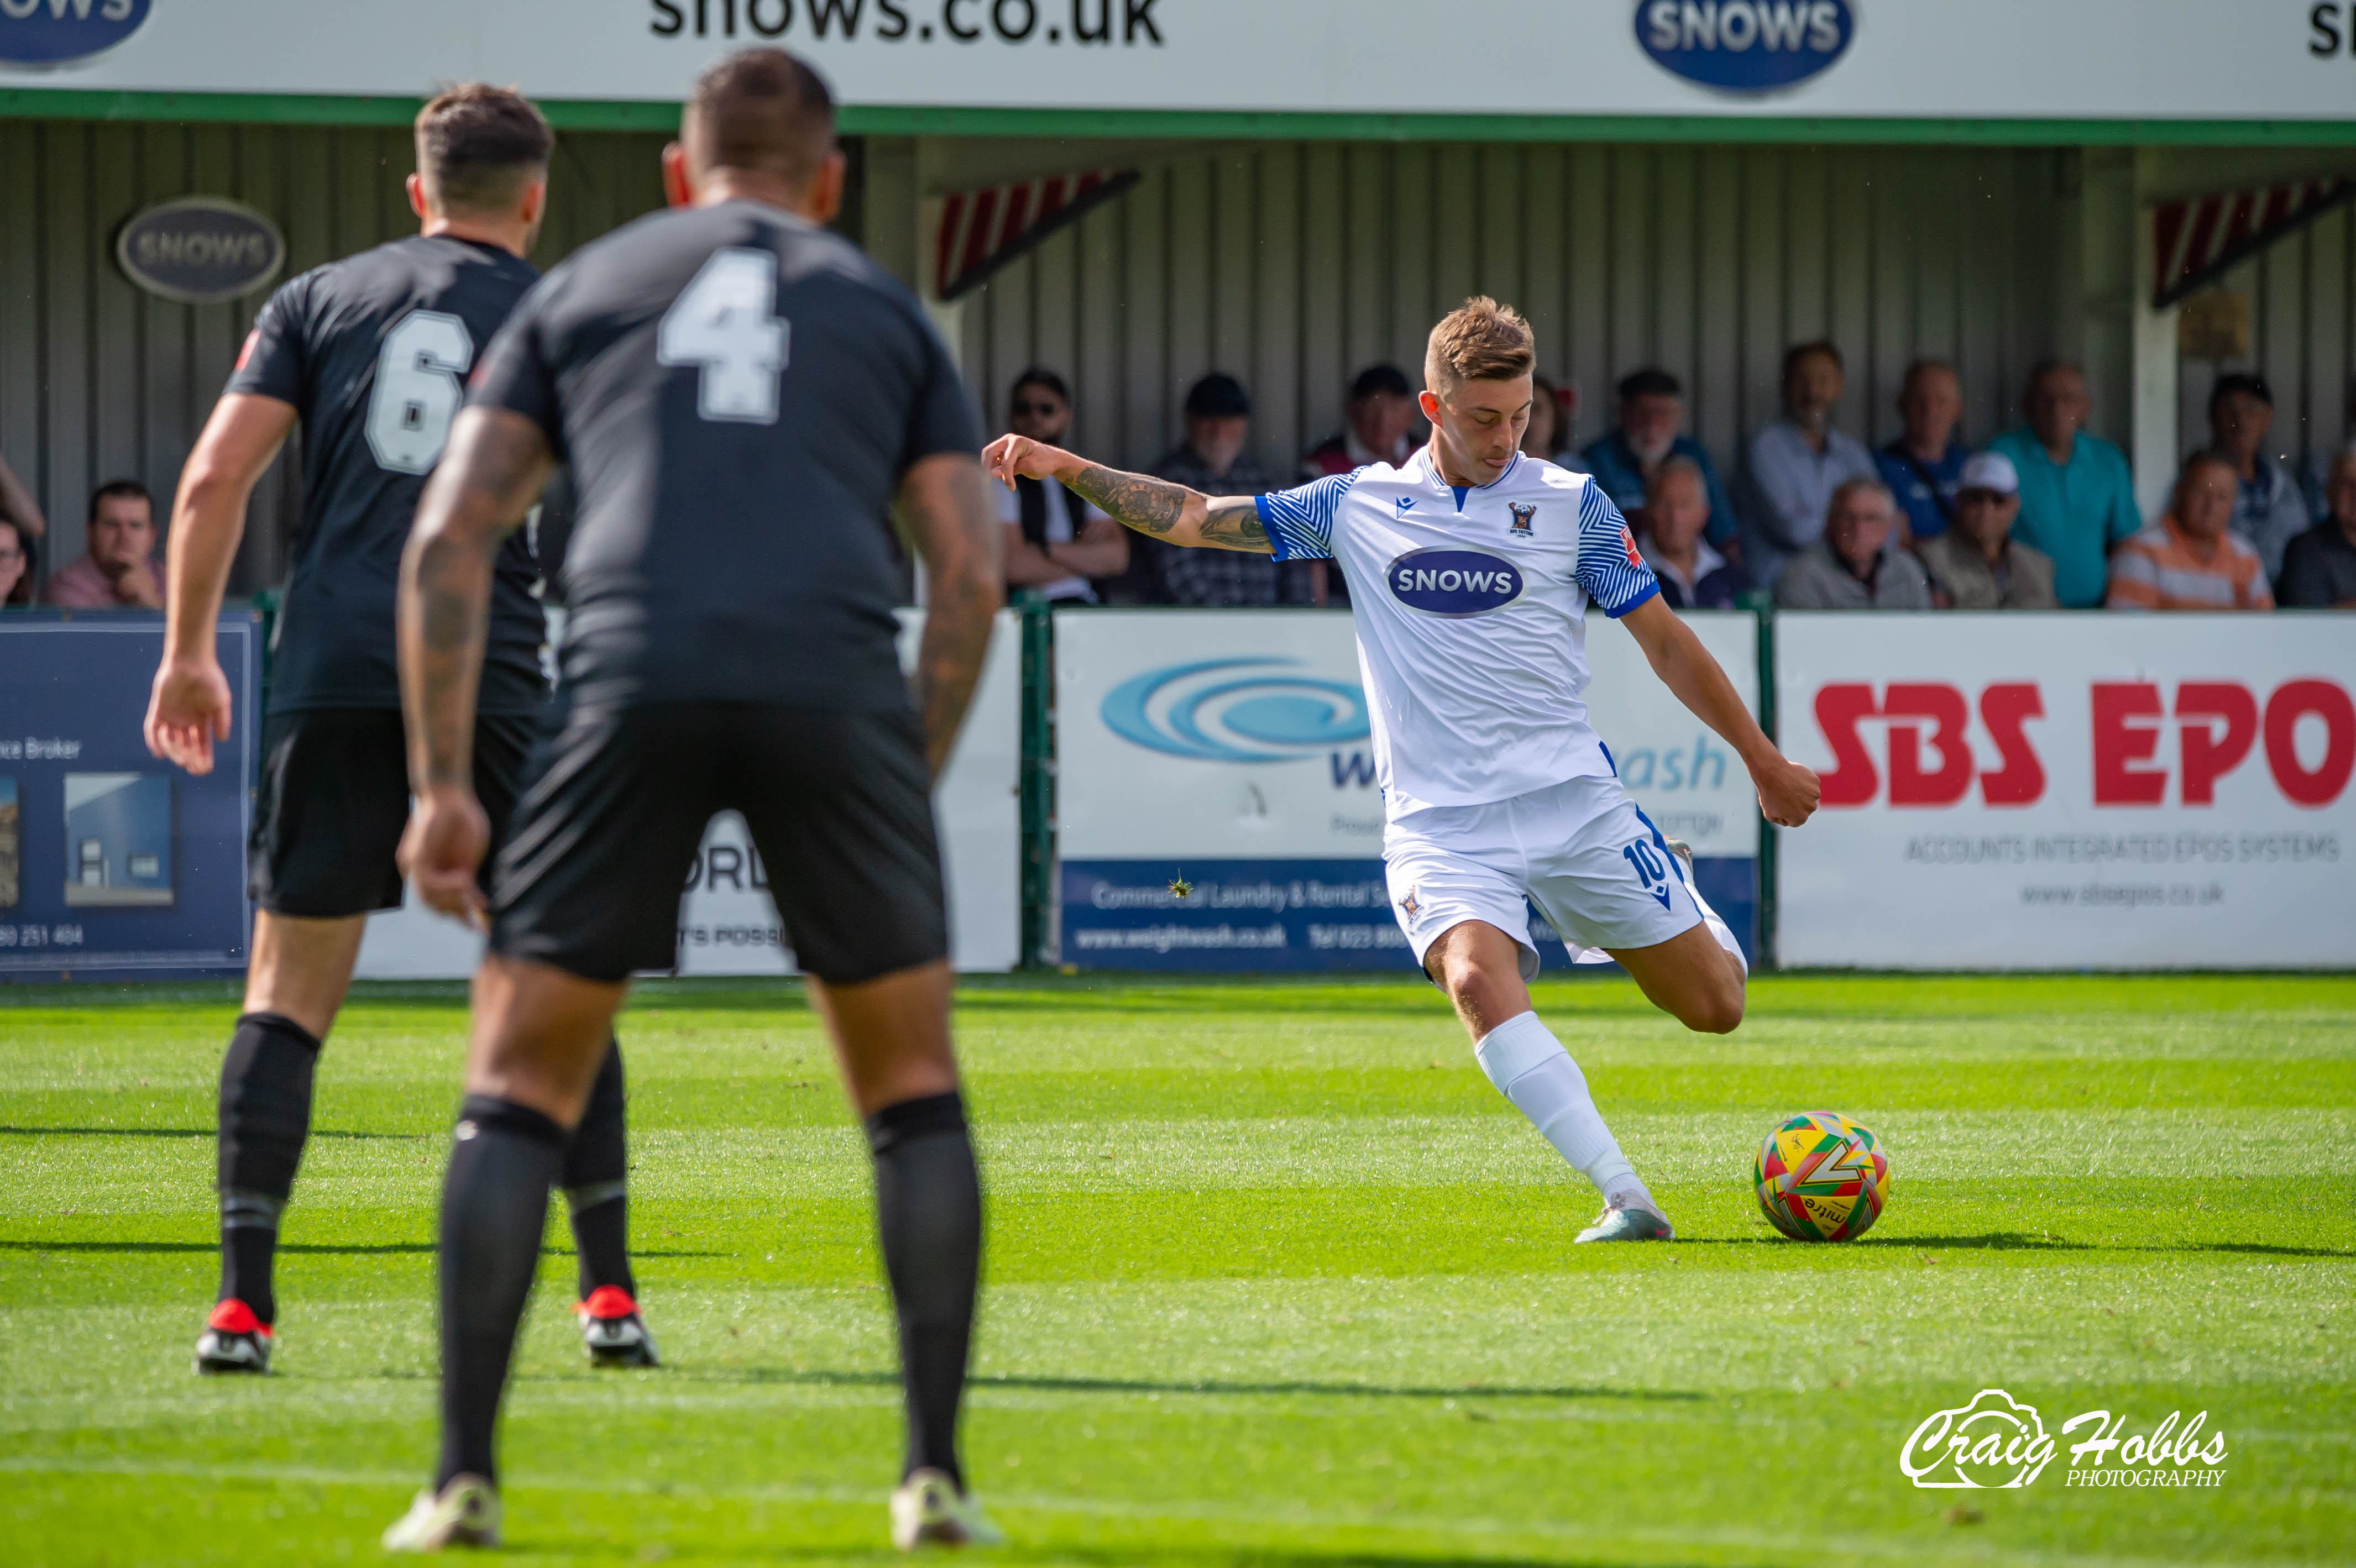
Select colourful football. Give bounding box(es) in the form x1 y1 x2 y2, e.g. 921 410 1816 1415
1753 1111 1889 1241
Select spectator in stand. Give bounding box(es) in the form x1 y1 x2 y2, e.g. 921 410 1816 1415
993 368 1128 604
44 480 162 610
1637 456 1748 610
2278 445 2356 607
1915 452 2059 610
0 449 45 548
0 516 34 607
1987 361 2140 609
2107 450 2272 611
1874 359 1968 546
2206 372 2308 583
1582 368 1736 550
1521 374 1586 469
1773 476 1933 610
1740 341 1877 591
1153 373 1308 606
1298 363 1422 607
1301 363 1419 479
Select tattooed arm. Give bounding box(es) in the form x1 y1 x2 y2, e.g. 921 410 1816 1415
395 406 552 925
981 434 1273 553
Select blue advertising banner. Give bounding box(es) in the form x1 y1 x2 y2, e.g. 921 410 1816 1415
1061 857 1755 974
1061 858 1400 973
0 611 258 980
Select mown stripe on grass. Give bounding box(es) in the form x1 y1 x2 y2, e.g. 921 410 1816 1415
3 1455 2340 1568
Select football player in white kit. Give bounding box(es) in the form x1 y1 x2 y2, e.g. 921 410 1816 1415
984 298 1820 1241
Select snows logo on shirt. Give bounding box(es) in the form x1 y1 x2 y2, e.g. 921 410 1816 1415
1386 548 1525 617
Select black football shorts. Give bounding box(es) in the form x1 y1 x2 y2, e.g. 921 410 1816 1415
249 707 537 917
487 701 947 985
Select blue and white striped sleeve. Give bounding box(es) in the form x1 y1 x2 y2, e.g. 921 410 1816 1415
1253 470 1359 562
1573 481 1661 618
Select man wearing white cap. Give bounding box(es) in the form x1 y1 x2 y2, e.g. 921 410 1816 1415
1917 450 2059 610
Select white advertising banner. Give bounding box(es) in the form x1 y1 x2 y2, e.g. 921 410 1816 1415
4 2 2349 122
1776 613 2356 971
1054 607 1757 969
357 607 1022 978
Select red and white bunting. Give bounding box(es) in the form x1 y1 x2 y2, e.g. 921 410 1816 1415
934 169 1139 302
2152 177 2354 308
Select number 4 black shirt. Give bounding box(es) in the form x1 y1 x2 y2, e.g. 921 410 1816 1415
227 234 547 715
467 200 980 712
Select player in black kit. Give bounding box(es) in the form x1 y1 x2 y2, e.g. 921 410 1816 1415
380 49 1005 1554
142 86 655 1378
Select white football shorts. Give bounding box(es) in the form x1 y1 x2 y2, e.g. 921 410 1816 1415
1383 772 1704 980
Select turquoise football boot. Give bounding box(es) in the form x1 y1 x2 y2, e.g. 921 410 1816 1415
1575 1195 1676 1242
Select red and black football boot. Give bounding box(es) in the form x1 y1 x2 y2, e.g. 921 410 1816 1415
194 1298 274 1375
575 1285 659 1368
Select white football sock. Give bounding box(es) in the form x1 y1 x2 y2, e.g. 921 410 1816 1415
1474 1011 1652 1209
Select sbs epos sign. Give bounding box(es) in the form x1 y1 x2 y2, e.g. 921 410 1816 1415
0 0 148 67
1634 0 1856 92
114 198 286 306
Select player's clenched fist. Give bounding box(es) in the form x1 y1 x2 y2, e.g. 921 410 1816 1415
399 786 492 930
1753 756 1822 828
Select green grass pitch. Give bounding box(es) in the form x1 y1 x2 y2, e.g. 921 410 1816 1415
2 972 2351 1566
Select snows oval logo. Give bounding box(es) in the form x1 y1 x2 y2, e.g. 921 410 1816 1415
1634 0 1855 93
1388 548 1524 618
116 198 286 305
0 0 151 69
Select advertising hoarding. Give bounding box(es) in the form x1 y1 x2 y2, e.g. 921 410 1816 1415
0 611 258 980
355 607 1023 978
1775 613 2355 970
2 2 2347 123
1055 608 1758 971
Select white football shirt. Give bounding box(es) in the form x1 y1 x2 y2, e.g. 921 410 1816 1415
1255 448 1659 811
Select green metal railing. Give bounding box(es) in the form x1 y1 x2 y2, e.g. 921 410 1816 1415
1015 596 1057 970
1752 605 1779 973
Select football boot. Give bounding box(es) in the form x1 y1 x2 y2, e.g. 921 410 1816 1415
576 1285 659 1368
1575 1194 1677 1243
383 1473 500 1552
890 1466 1005 1550
193 1298 273 1375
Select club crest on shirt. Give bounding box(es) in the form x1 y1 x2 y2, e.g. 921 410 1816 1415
1508 502 1537 537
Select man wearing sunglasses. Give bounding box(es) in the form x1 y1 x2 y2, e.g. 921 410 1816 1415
996 368 1127 602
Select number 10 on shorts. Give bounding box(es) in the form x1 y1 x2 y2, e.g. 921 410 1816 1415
1622 838 1675 909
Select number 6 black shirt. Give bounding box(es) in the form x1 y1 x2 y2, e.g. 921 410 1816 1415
467 201 980 713
227 234 547 715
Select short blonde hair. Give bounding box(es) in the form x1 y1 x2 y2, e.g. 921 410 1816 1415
1425 296 1535 397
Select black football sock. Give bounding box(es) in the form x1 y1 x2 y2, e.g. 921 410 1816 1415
436 1095 564 1491
562 1038 635 1301
868 1092 982 1490
215 1011 322 1326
